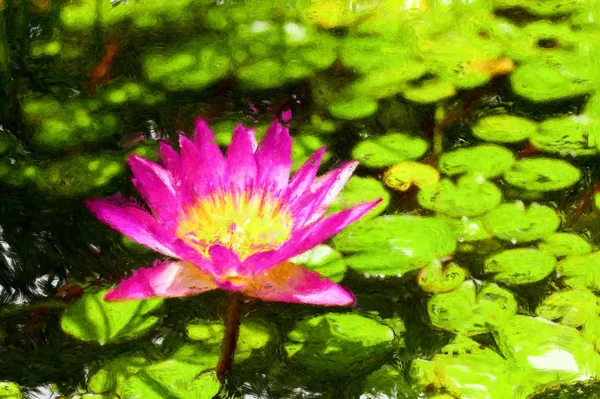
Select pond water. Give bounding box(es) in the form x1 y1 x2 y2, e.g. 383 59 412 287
2 1 600 398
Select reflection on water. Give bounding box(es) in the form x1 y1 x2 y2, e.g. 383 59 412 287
2 0 600 398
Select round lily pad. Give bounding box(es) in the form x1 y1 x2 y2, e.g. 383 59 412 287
328 98 378 120
472 115 537 143
557 251 600 291
332 215 457 277
418 260 467 294
418 175 502 217
510 56 594 102
531 115 597 156
484 202 560 243
60 289 163 345
285 313 397 373
290 245 347 283
291 134 331 171
352 132 429 169
402 77 456 104
428 280 517 336
504 158 582 192
327 176 390 220
485 248 556 285
441 215 494 242
438 144 515 178
538 233 593 257
536 289 598 328
0 382 22 399
383 161 440 192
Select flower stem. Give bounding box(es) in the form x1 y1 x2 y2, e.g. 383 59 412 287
216 293 242 384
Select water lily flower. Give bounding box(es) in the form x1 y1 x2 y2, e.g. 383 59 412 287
86 118 380 306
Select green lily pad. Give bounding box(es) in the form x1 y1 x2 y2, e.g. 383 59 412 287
484 202 560 243
362 365 415 399
485 248 556 285
410 336 518 399
531 115 597 156
583 316 600 353
327 176 390 220
438 144 515 178
60 289 163 344
557 251 600 291
417 175 502 217
417 260 467 293
383 161 440 192
536 289 598 328
186 318 272 362
351 132 429 169
290 134 331 171
332 215 457 277
510 56 594 102
538 233 593 257
472 115 537 143
402 77 456 104
328 98 378 120
291 245 347 283
442 215 494 242
494 316 600 391
504 158 581 192
285 313 398 373
88 355 149 395
120 361 220 399
0 382 22 399
492 0 586 16
428 280 518 336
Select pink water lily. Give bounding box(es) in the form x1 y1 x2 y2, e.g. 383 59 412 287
86 118 380 306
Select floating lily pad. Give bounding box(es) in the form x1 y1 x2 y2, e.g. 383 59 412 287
328 98 378 120
485 248 556 285
484 202 560 243
538 233 592 257
332 215 457 277
531 115 596 156
472 115 537 143
362 365 415 399
438 144 515 178
418 175 502 217
327 176 390 220
583 316 600 353
290 134 331 171
186 318 272 362
511 56 594 102
351 132 429 169
120 361 220 399
383 161 440 192
494 316 600 392
492 0 587 16
285 313 398 373
88 355 149 395
411 338 517 399
536 289 598 328
402 77 456 104
504 158 581 192
291 245 347 283
441 215 494 242
428 280 517 336
557 251 600 291
0 382 22 399
417 260 467 293
60 289 163 345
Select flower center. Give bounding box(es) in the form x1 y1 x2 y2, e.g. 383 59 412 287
176 190 293 261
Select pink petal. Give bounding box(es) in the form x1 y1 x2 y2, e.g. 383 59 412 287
193 117 226 174
207 245 252 280
243 262 354 306
245 200 381 275
158 141 180 173
226 124 258 191
85 198 180 258
289 161 357 229
286 147 326 206
179 136 221 197
255 121 292 194
104 260 217 301
128 155 182 227
304 161 358 226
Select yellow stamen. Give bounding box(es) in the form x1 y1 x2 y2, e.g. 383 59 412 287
176 190 293 261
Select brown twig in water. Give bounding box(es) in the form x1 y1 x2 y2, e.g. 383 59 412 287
216 293 243 384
